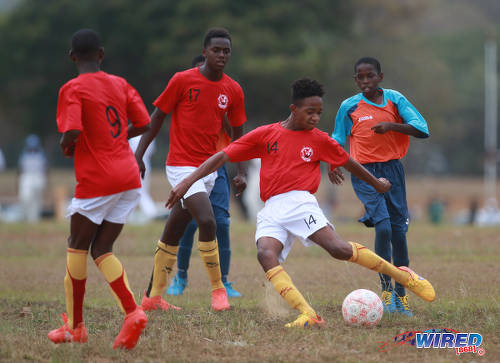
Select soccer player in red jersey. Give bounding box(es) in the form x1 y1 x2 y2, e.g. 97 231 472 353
332 57 429 316
166 78 435 327
167 55 242 298
49 29 150 349
135 28 247 312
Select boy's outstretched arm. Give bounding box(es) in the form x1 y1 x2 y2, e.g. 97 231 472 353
134 108 166 178
127 123 150 139
328 166 345 185
230 124 247 196
342 157 391 193
371 123 427 138
166 151 230 208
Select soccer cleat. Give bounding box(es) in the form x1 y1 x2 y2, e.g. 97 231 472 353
141 293 181 312
398 266 436 302
223 281 242 298
167 275 187 296
48 313 88 344
211 287 230 311
113 307 148 350
285 313 325 328
395 295 414 317
381 290 397 313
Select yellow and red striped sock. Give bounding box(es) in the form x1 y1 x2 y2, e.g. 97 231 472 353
95 253 136 314
348 241 409 284
64 248 87 329
265 265 316 317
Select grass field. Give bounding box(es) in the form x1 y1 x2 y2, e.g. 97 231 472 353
0 172 499 362
1 220 499 362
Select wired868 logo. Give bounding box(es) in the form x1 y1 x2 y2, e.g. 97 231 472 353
378 328 485 356
416 330 484 356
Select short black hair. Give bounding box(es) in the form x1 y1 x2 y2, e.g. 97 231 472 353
354 57 381 74
71 29 102 59
291 78 324 105
203 27 231 48
192 55 205 67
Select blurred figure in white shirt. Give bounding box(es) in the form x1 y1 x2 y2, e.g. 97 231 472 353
129 136 157 220
18 134 47 222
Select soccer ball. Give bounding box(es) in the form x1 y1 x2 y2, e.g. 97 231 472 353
342 289 383 327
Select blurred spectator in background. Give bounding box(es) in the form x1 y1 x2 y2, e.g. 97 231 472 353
320 164 339 220
427 195 445 225
242 158 263 221
129 137 157 221
0 147 5 172
468 198 478 225
18 134 48 222
476 197 500 226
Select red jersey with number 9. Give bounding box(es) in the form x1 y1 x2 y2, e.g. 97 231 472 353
154 67 246 167
57 71 150 198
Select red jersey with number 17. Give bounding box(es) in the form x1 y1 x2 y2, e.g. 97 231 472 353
154 67 246 167
224 122 349 201
57 71 150 198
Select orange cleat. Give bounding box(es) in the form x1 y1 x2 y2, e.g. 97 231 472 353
113 307 148 350
141 293 181 312
48 313 88 344
211 287 230 311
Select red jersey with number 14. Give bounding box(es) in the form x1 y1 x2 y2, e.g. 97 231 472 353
154 67 246 167
57 71 150 198
224 122 349 201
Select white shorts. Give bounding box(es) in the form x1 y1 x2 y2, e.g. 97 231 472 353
166 165 217 207
67 188 141 225
255 190 333 263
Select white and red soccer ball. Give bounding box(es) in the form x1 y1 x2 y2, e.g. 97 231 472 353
342 289 383 327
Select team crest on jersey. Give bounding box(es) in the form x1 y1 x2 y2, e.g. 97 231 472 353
300 146 314 162
218 94 228 109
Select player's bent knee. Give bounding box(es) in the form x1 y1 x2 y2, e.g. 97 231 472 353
257 248 278 268
196 216 216 236
90 244 112 260
256 249 266 263
67 235 91 251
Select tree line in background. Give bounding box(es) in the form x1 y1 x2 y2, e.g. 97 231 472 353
0 0 498 174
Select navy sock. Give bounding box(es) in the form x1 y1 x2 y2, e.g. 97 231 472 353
374 219 393 292
177 220 197 280
216 220 230 283
392 230 409 297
